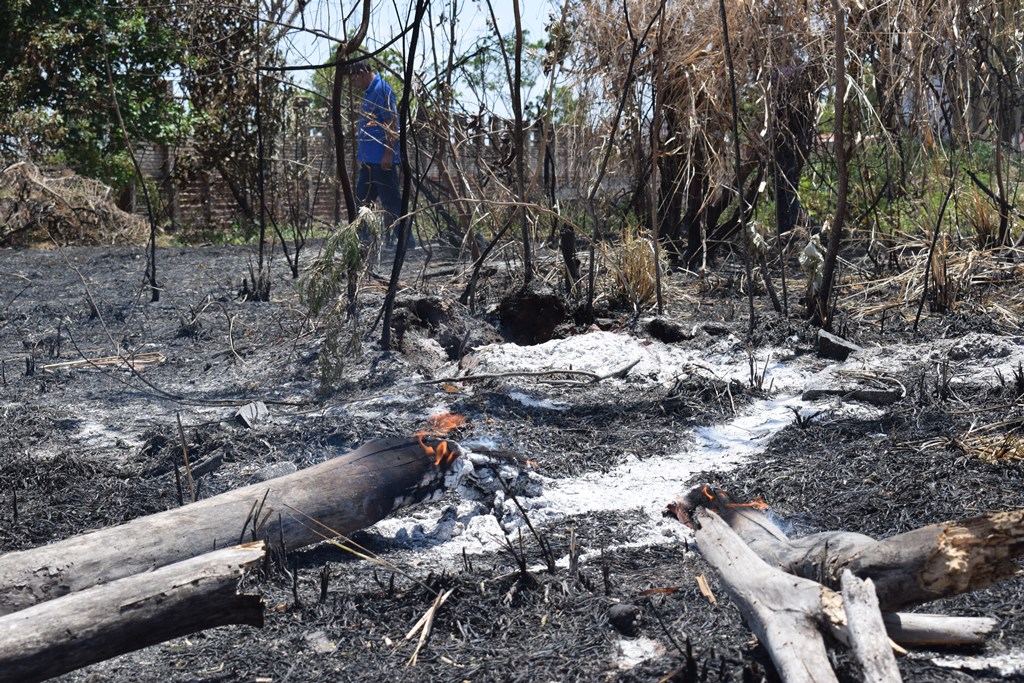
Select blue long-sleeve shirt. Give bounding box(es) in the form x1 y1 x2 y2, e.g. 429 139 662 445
357 74 400 164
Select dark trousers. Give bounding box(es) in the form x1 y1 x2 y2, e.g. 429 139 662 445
355 163 412 247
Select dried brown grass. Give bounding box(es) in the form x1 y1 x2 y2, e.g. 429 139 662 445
919 415 1024 464
602 229 664 310
0 162 147 247
839 240 1024 330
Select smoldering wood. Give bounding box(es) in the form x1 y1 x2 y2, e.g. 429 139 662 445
673 486 1024 611
0 542 265 683
0 436 461 616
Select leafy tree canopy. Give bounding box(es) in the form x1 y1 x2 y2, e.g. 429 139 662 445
0 0 185 188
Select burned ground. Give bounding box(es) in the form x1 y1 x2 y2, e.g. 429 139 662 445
1 242 1023 682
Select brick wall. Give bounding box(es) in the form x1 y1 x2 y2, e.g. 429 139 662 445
134 116 611 233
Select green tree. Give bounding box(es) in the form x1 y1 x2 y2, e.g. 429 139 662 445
462 31 544 113
0 0 184 188
174 1 288 229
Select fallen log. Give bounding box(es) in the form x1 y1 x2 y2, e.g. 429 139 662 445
682 506 908 682
0 542 265 683
0 436 462 616
670 485 1024 611
839 570 902 682
685 507 843 683
666 486 1017 682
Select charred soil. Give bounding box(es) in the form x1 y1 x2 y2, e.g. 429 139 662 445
1 242 1023 682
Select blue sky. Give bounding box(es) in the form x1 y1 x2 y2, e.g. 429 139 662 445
282 0 554 77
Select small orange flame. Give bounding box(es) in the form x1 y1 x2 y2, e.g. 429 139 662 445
699 486 768 511
423 412 467 436
416 413 465 467
725 497 769 511
419 435 457 466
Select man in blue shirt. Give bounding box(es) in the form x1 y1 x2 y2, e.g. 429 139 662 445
346 60 412 248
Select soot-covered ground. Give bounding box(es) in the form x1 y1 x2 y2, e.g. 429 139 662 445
1 241 1023 682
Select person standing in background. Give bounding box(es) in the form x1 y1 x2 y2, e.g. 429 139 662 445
345 59 413 249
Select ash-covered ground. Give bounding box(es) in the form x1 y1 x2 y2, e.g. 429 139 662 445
1 242 1023 682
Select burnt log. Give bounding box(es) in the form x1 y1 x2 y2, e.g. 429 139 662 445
0 542 265 683
685 508 905 682
0 436 461 616
672 485 1024 611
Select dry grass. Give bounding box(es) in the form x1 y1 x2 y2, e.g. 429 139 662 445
838 241 1024 330
917 415 1024 464
0 162 147 246
602 230 664 311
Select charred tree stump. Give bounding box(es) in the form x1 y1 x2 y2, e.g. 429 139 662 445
0 436 461 616
0 542 265 683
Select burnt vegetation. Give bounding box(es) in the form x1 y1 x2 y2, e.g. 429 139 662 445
2 0 1024 681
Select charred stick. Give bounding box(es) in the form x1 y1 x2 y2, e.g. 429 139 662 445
420 359 640 387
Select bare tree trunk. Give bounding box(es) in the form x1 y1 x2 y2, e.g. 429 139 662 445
582 0 662 320
331 0 372 223
380 0 429 350
251 25 271 302
718 0 757 331
101 33 159 302
511 0 531 284
650 0 667 314
810 0 849 329
995 84 1010 246
0 543 266 683
687 508 843 683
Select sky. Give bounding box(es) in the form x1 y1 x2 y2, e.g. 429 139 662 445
280 0 555 82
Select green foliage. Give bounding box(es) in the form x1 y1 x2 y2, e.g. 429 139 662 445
174 1 287 227
0 0 185 188
300 220 365 317
462 31 544 107
299 211 382 394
